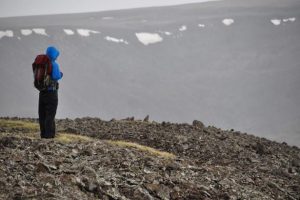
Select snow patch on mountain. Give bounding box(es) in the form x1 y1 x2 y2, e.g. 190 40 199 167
281 17 296 23
287 17 296 22
77 29 100 37
21 29 32 36
222 19 234 26
0 30 13 39
63 29 75 35
135 32 163 45
105 36 129 44
271 19 281 25
32 28 48 36
179 25 187 31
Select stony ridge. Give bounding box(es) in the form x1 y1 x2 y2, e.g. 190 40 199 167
0 117 299 199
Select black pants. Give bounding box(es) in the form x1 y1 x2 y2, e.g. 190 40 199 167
38 90 58 138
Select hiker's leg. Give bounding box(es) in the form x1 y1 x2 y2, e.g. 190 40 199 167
44 92 58 138
38 92 46 138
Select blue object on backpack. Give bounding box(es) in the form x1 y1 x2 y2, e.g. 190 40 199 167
46 46 63 81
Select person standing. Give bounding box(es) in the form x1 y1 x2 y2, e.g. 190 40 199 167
37 46 63 138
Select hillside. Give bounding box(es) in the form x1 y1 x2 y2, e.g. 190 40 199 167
0 117 299 199
1 0 300 146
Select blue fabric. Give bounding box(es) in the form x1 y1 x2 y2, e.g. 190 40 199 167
46 46 63 81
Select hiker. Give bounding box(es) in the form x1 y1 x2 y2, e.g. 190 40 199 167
33 46 63 138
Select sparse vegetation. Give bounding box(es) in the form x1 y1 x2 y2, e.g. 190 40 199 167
107 140 176 159
0 119 176 161
55 133 93 143
0 119 38 132
0 119 93 143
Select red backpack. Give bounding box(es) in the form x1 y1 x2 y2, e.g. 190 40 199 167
32 55 52 91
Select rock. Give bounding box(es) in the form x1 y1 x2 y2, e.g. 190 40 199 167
80 148 94 156
45 182 53 189
36 162 51 173
254 142 266 155
267 181 281 189
288 167 296 174
165 162 180 171
198 185 211 191
64 127 78 133
145 183 160 193
145 184 170 200
81 166 97 181
192 120 205 129
218 192 230 200
48 164 58 170
1 117 300 200
144 115 150 122
133 187 154 200
291 159 300 167
87 182 98 193
75 177 86 190
71 148 79 158
157 185 171 200
0 137 16 148
289 185 300 192
125 117 135 121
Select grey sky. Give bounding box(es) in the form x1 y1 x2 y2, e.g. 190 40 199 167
0 0 218 18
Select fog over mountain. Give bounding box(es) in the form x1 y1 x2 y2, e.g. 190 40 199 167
0 0 299 146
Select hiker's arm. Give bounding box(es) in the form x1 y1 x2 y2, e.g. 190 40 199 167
52 62 63 80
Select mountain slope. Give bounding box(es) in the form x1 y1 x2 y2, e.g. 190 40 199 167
0 0 300 146
0 117 299 199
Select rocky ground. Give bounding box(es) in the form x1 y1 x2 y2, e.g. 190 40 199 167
0 117 299 200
